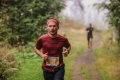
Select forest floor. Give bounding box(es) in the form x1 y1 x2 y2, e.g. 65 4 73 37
71 33 102 80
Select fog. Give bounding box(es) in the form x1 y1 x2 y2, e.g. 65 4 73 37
61 0 110 30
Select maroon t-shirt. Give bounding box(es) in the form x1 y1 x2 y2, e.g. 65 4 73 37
35 34 70 70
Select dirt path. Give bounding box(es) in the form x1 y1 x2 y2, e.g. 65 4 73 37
72 33 101 80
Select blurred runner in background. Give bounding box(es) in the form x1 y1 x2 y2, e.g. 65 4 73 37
86 23 94 50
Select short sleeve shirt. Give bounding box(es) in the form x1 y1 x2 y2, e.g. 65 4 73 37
86 27 94 38
35 34 70 70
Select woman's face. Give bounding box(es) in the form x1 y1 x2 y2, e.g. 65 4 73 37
46 22 59 36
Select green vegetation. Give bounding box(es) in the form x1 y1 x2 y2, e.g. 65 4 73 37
0 0 65 80
14 52 43 80
0 0 64 46
80 64 92 80
94 1 120 78
93 27 120 80
0 17 87 80
95 0 120 43
0 47 18 80
1 0 120 80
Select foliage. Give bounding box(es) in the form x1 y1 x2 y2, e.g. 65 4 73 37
0 60 18 80
0 51 18 80
94 0 120 43
93 28 120 80
0 0 65 46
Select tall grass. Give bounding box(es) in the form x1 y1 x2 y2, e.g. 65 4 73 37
93 27 120 80
80 64 92 79
0 44 18 80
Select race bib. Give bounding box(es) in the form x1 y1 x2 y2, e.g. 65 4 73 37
46 57 59 66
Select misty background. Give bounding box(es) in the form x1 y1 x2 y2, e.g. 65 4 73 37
61 0 110 30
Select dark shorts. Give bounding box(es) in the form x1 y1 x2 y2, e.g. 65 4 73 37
42 65 65 80
87 36 93 41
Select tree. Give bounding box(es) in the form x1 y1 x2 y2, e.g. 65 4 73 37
95 0 120 43
0 0 65 46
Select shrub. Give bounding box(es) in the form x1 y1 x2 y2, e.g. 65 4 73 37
0 48 18 80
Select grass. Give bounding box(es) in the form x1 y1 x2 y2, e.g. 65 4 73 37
14 52 44 80
80 64 92 80
0 44 18 80
93 27 120 80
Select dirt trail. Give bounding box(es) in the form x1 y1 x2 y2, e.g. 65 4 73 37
72 33 101 80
